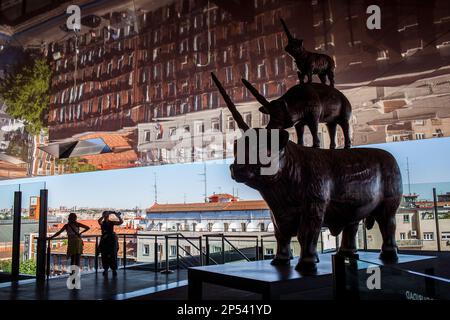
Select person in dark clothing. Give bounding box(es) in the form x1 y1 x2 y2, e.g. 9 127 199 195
98 211 123 277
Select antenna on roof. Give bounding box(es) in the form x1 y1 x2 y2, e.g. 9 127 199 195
198 163 208 203
153 172 158 204
406 157 411 195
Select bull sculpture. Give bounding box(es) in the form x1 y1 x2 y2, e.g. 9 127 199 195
241 79 352 149
281 18 335 87
211 73 402 272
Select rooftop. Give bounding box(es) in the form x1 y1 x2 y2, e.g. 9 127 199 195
147 200 269 214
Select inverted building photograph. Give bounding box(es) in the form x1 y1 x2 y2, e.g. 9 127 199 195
0 0 450 308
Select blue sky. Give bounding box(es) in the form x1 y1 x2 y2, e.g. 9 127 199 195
0 137 449 209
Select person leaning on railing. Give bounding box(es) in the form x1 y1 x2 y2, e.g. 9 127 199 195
98 211 123 277
47 213 90 269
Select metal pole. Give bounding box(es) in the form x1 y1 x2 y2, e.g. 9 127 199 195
46 240 51 279
433 188 441 252
11 191 22 279
205 236 210 266
221 235 225 264
199 236 203 266
176 233 180 269
154 236 158 272
36 189 48 283
320 230 324 254
95 236 99 273
255 237 259 260
362 223 368 251
123 234 127 269
260 238 264 259
160 235 173 274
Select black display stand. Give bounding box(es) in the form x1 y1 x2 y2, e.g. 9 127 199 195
187 252 436 300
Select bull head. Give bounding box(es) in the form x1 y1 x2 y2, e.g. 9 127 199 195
241 78 293 129
211 72 290 187
280 18 304 57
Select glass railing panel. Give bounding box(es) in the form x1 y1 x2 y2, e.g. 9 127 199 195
338 255 450 300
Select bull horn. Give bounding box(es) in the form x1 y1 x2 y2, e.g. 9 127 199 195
241 78 270 107
280 18 294 41
211 72 249 131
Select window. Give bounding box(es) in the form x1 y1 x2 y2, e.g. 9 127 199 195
196 122 205 134
243 112 252 127
257 62 267 79
142 244 150 256
144 130 151 142
261 113 270 126
227 116 235 131
400 233 406 240
265 248 274 255
403 215 410 223
415 133 425 140
211 118 220 131
442 232 450 240
423 232 434 241
169 245 177 257
169 127 177 137
224 223 229 232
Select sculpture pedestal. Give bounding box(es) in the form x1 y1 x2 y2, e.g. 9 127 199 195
187 252 437 300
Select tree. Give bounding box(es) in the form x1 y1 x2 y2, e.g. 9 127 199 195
0 57 51 135
58 157 98 173
0 259 36 275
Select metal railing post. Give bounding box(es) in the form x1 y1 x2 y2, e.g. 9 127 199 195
95 236 99 273
433 188 441 252
36 189 48 283
199 236 203 266
46 239 51 279
255 237 259 260
221 235 225 264
205 235 210 266
362 223 368 251
160 235 173 274
176 233 180 269
154 236 158 272
260 238 264 259
11 191 22 280
123 234 127 269
320 230 324 253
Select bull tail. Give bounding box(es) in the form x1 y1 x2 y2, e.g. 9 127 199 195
365 216 376 230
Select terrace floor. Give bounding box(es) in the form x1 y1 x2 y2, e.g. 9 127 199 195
0 268 187 300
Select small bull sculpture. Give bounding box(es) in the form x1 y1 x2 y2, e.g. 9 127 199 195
212 73 402 272
281 18 335 87
242 79 352 149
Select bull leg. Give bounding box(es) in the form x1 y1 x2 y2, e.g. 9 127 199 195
297 71 305 84
337 222 359 258
295 123 305 146
327 69 335 87
271 232 292 266
296 204 324 273
318 72 327 85
308 122 321 148
307 71 313 84
340 121 352 149
375 198 399 261
326 123 337 149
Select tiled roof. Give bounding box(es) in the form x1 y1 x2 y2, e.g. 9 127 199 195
47 219 138 236
148 200 269 213
51 240 136 258
77 132 138 170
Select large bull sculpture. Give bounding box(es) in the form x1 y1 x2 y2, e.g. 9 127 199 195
211 73 402 272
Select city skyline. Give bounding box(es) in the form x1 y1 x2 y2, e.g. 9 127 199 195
0 136 449 209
